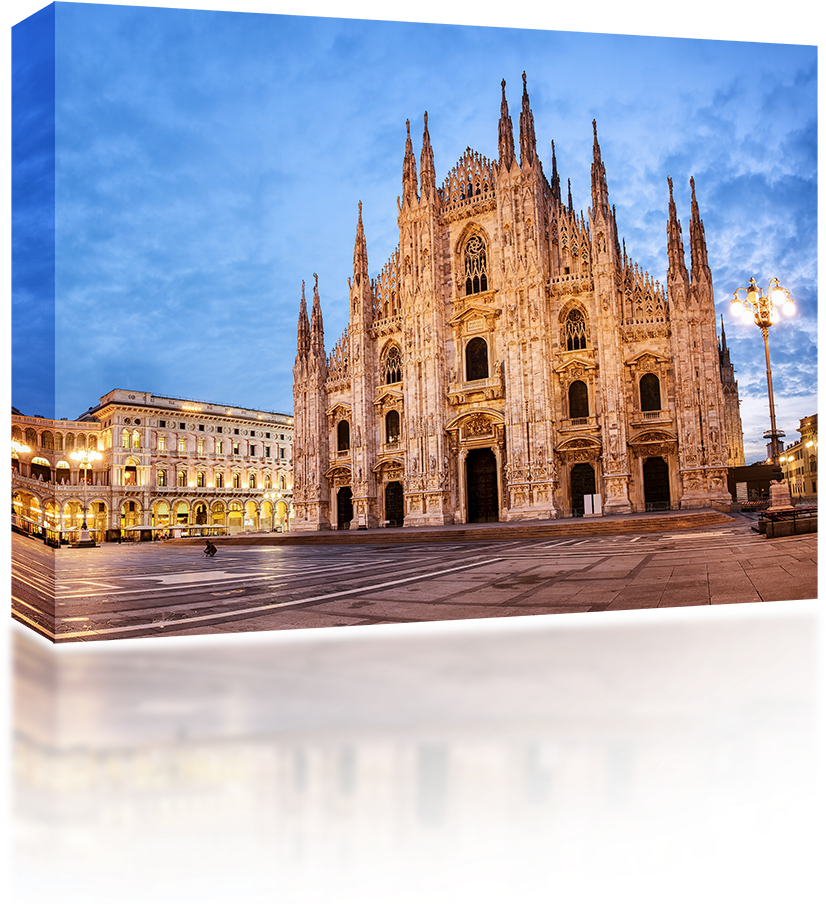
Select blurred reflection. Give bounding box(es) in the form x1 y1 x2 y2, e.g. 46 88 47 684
13 604 820 903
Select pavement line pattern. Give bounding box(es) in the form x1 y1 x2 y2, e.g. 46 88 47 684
55 556 505 640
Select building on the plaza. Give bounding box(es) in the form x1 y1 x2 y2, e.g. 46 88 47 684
778 414 817 502
7 700 817 901
291 74 744 530
11 389 294 541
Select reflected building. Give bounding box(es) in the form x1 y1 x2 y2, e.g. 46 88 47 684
7 700 817 901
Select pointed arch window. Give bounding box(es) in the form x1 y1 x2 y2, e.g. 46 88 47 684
215 472 224 488
383 345 403 385
464 235 488 295
565 309 588 351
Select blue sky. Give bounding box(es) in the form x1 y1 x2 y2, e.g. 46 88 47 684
11 1 818 461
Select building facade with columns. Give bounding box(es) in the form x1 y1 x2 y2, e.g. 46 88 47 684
292 74 744 531
12 389 294 540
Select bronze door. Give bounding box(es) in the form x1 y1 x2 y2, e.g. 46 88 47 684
643 457 670 510
337 486 353 529
570 462 596 516
385 481 404 526
466 448 499 522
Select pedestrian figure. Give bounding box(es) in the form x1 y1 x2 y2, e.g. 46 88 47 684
204 540 217 557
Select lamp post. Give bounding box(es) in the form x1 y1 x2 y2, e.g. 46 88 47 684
70 448 102 545
730 276 796 508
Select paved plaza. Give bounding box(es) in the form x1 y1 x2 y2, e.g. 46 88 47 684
11 515 817 642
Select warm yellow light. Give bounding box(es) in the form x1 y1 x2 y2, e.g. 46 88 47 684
805 441 814 448
783 300 796 317
771 287 785 306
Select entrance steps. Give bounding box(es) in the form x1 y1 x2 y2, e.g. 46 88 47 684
177 509 735 547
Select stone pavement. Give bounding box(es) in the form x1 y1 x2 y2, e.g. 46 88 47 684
176 507 735 546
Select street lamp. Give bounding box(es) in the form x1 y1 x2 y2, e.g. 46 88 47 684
730 276 796 507
70 448 102 544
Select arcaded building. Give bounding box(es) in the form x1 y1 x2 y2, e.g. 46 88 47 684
12 389 294 540
291 74 744 530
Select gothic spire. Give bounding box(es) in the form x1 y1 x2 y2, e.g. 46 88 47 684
550 140 561 204
666 176 688 281
590 119 610 222
353 200 368 284
689 175 710 281
310 272 325 358
498 78 515 172
402 118 418 206
567 178 573 213
519 71 537 168
420 111 437 199
296 279 310 361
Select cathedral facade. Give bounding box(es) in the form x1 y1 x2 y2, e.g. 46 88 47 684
292 74 744 530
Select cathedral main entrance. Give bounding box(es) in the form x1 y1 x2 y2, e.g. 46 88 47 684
384 481 404 527
570 462 596 516
466 448 499 522
336 486 353 530
643 457 670 510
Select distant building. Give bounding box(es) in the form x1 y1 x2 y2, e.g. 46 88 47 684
292 74 743 530
778 414 817 501
11 389 294 540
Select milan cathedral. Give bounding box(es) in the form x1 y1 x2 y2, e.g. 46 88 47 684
292 73 744 530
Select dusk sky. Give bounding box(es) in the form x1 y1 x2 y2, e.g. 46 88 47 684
10 1 818 461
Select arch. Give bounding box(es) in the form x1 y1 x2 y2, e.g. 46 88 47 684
337 419 350 452
564 308 588 351
121 498 142 528
30 457 51 482
227 501 243 530
248 473 257 489
193 502 208 525
12 425 22 442
215 472 224 488
211 501 226 525
196 471 205 487
131 429 141 449
173 501 189 524
465 336 489 381
177 470 187 487
121 429 129 449
54 432 63 451
64 433 75 453
157 469 167 487
232 472 241 489
41 431 54 450
463 233 488 295
382 343 403 385
568 380 589 419
152 500 170 527
244 500 259 530
386 409 401 444
55 461 71 485
25 428 37 446
640 373 661 412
